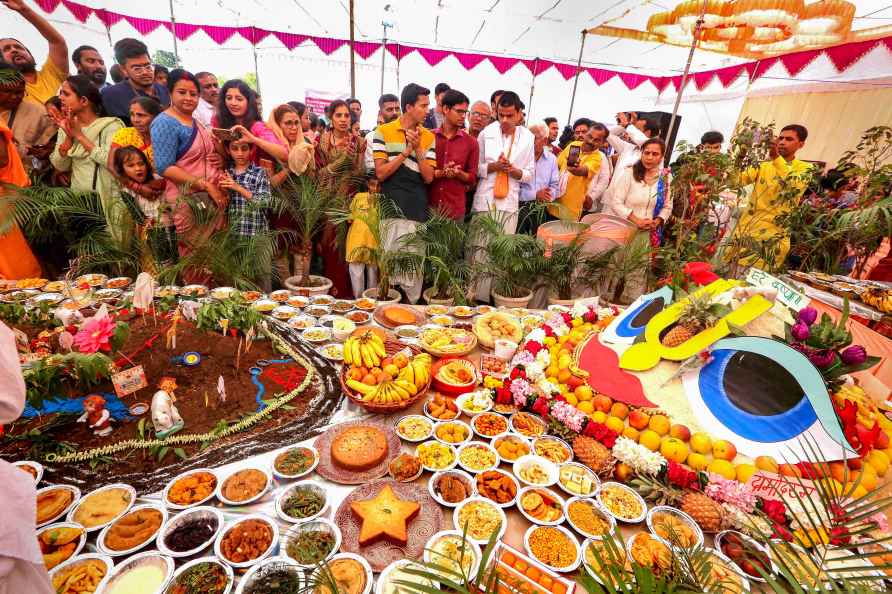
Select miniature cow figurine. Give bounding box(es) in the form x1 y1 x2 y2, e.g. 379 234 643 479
151 376 184 438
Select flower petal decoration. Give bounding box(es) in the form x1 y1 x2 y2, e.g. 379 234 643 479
73 316 116 354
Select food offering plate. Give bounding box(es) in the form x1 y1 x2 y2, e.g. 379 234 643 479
313 420 401 485
334 478 445 572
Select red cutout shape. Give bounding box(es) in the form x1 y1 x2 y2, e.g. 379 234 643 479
577 336 655 407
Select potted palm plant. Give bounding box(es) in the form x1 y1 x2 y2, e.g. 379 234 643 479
411 210 472 306
474 231 545 309
540 234 617 306
272 155 355 295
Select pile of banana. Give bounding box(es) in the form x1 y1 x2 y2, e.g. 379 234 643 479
343 332 387 367
345 353 432 404
861 288 892 313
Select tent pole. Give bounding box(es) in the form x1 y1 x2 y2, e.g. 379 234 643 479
667 0 708 145
566 30 587 126
168 0 180 66
380 25 387 96
253 43 261 95
349 0 356 98
527 58 538 120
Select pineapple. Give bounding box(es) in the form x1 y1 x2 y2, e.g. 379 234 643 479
572 436 614 477
661 291 730 347
631 475 725 532
680 491 724 533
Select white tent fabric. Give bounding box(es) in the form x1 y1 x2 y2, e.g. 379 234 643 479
2 0 890 153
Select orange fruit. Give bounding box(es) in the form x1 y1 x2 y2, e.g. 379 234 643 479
708 459 736 480
593 394 613 413
778 464 802 478
712 440 738 462
648 414 671 436
628 410 650 430
687 452 708 471
574 385 593 401
591 410 607 424
755 455 779 473
735 464 757 483
690 432 712 455
622 426 640 441
638 430 661 452
866 450 890 477
659 437 689 464
576 400 593 414
609 402 629 419
605 416 625 434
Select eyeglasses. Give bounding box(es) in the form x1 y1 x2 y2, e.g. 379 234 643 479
470 111 490 119
129 63 153 73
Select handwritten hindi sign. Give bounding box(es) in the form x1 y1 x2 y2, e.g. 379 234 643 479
746 470 819 502
112 365 148 398
746 267 810 311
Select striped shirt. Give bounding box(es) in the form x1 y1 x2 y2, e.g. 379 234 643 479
372 118 436 222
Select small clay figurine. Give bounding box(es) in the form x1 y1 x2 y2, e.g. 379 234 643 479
77 394 113 436
151 376 184 438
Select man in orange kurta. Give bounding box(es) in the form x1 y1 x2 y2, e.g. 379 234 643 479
0 122 41 280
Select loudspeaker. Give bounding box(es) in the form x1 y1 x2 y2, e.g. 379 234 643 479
635 111 681 162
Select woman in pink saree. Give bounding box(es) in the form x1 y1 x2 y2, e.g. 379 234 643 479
151 69 227 266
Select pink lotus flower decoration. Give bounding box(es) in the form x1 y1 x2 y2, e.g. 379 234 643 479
73 316 116 353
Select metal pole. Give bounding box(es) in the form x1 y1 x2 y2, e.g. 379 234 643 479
667 0 708 145
396 43 401 90
168 0 180 66
349 0 356 98
253 43 261 96
527 58 538 120
380 25 387 96
566 30 587 126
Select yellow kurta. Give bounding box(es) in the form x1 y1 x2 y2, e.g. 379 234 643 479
731 156 812 268
345 192 378 264
548 141 602 221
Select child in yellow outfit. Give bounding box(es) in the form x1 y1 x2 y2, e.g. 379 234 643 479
346 176 380 298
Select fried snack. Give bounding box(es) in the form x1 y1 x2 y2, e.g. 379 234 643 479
457 500 502 541
167 472 216 506
567 501 610 536
427 393 459 420
436 422 469 444
435 474 470 504
534 439 571 463
599 485 643 520
37 488 74 524
519 462 549 485
52 559 107 594
630 533 672 574
417 441 455 470
521 490 563 523
527 527 576 568
105 508 163 551
221 469 268 502
511 412 545 437
473 413 507 437
475 470 517 504
389 454 422 481
39 526 83 569
458 444 497 472
652 511 697 548
73 487 132 528
219 519 273 563
494 436 530 462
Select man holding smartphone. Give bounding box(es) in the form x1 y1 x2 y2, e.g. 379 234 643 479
549 123 608 221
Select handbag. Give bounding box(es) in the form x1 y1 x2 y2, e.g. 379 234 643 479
493 131 515 200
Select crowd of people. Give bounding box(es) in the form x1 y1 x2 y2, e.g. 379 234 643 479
0 0 816 302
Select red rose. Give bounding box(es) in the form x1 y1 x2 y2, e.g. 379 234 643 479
602 431 618 448
583 310 597 324
525 341 543 356
510 367 527 381
683 261 719 286
531 397 550 417
830 526 851 546
119 309 131 316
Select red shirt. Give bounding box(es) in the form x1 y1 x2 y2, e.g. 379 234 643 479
429 127 479 220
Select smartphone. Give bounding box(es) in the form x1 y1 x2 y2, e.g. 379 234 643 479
212 127 237 142
567 145 581 167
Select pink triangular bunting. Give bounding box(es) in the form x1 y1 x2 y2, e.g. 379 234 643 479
693 70 715 90
354 41 381 60
123 15 165 36
272 32 309 50
714 64 746 87
588 68 616 86
201 25 238 45
488 56 520 74
781 50 819 76
826 39 879 72
752 57 779 81
95 8 124 27
312 36 348 55
61 0 91 22
417 48 450 66
173 23 201 41
553 62 577 80
618 72 647 90
33 0 60 12
454 52 486 70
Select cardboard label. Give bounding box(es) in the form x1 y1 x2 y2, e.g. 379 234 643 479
746 267 810 311
112 365 148 398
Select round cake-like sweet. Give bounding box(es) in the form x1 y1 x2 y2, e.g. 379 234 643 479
331 425 389 471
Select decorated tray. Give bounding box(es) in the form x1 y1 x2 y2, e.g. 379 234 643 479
374 304 427 329
314 420 402 485
334 479 445 572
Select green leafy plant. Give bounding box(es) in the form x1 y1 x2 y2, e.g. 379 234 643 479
0 301 26 325
411 209 473 303
541 232 617 301
195 294 263 336
471 215 545 299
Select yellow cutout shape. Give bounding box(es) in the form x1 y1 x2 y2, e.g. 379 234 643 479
619 279 772 371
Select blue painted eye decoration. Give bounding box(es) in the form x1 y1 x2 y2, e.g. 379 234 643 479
682 336 856 462
602 286 673 345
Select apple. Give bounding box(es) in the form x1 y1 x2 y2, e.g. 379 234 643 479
712 439 737 462
628 409 650 431
593 394 613 414
669 424 691 442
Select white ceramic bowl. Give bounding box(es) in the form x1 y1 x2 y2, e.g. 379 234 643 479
66 483 136 532
98 550 174 594
272 305 300 320
313 553 374 594
455 390 493 416
564 496 616 539
97 503 168 557
532 436 574 464
422 396 460 421
523 524 582 573
280 517 341 569
331 318 356 341
491 434 532 463
162 468 218 509
157 506 224 558
269 289 293 302
215 467 272 506
167 556 234 594
596 482 648 524
211 286 238 300
470 412 510 440
581 537 630 586
508 412 547 438
394 324 421 341
416 440 459 473
513 455 559 488
37 521 87 566
453 496 507 545
395 414 434 442
317 342 344 361
37 484 81 528
428 469 477 508
456 441 501 474
646 505 704 550
48 553 113 592
275 480 328 524
234 556 302 594
516 486 566 526
301 325 332 343
432 419 473 446
556 462 600 498
214 514 279 569
14 460 43 484
473 468 519 509
424 529 483 581
270 445 320 481
288 314 317 330
375 559 436 594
